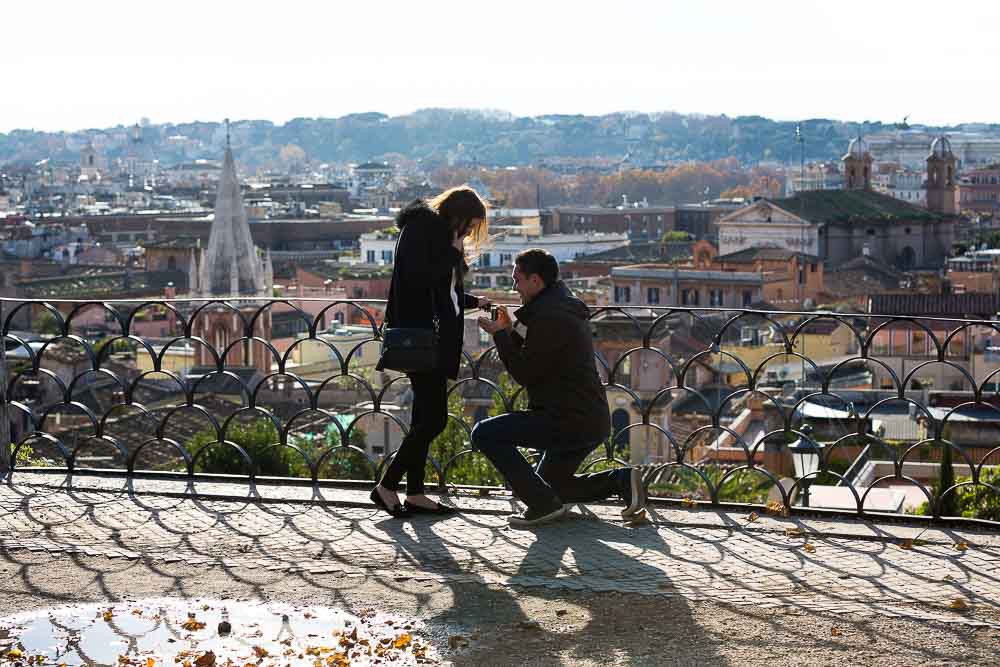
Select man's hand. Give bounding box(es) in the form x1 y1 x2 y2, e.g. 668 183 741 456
478 305 513 335
476 296 492 310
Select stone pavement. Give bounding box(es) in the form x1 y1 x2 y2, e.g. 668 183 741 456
1 473 999 628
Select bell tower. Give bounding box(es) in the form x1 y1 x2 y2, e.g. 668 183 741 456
842 137 873 190
926 136 957 215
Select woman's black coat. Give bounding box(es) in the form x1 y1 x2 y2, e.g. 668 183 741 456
380 200 479 379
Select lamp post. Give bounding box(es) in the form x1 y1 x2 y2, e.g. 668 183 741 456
789 424 824 508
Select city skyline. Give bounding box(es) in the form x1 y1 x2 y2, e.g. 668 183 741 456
4 1 1000 133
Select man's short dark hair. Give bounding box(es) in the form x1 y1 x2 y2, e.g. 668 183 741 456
515 249 559 287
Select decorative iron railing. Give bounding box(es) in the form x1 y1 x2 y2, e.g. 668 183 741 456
1 297 998 524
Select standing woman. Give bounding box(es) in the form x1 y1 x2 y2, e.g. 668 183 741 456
371 186 491 516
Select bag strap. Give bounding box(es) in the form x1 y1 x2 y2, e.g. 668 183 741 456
390 226 440 335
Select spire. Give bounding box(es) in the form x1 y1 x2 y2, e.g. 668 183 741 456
201 142 264 296
225 118 231 150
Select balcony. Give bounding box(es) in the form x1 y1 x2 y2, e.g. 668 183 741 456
1 297 998 526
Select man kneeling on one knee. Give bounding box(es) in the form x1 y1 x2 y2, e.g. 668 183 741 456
473 248 647 527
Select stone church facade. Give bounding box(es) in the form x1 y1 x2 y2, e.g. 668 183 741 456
717 137 958 271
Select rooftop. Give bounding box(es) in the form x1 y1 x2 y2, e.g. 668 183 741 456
611 264 763 282
768 189 949 224
869 293 1000 318
715 247 820 263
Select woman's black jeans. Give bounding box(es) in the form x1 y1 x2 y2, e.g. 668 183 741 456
379 371 448 495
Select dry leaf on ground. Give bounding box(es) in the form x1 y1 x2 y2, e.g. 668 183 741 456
949 597 969 610
831 627 842 636
899 538 914 550
747 512 760 523
680 498 697 508
784 527 803 538
193 651 215 667
803 543 816 553
765 501 788 516
393 633 411 649
181 617 206 631
954 542 969 551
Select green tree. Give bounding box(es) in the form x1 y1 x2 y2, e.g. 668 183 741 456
35 309 62 336
661 230 693 243
292 421 371 480
191 419 290 476
917 467 1000 521
192 417 371 479
650 463 773 504
936 442 959 517
424 388 504 487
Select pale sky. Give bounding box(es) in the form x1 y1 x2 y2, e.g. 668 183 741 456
3 0 998 133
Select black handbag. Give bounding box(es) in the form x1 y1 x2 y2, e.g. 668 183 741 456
376 234 441 374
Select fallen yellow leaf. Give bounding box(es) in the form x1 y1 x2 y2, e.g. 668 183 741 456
784 527 803 538
393 633 412 649
103 609 114 622
252 646 269 659
747 512 760 523
899 538 914 550
7 649 24 659
146 658 155 667
181 618 206 631
954 542 969 552
803 543 816 553
950 597 969 610
831 627 842 636
194 652 215 667
680 498 697 508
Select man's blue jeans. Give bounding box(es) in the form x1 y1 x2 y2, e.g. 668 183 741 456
471 411 624 510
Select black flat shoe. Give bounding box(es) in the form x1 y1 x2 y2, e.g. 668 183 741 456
403 500 457 515
370 487 406 517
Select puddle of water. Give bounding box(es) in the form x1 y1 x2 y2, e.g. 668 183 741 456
0 599 437 666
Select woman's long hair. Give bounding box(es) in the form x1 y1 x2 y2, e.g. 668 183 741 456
427 185 490 262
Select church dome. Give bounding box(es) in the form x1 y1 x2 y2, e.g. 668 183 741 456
929 136 954 159
843 137 869 160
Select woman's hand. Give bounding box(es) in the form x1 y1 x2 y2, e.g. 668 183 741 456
452 230 466 252
476 296 492 310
